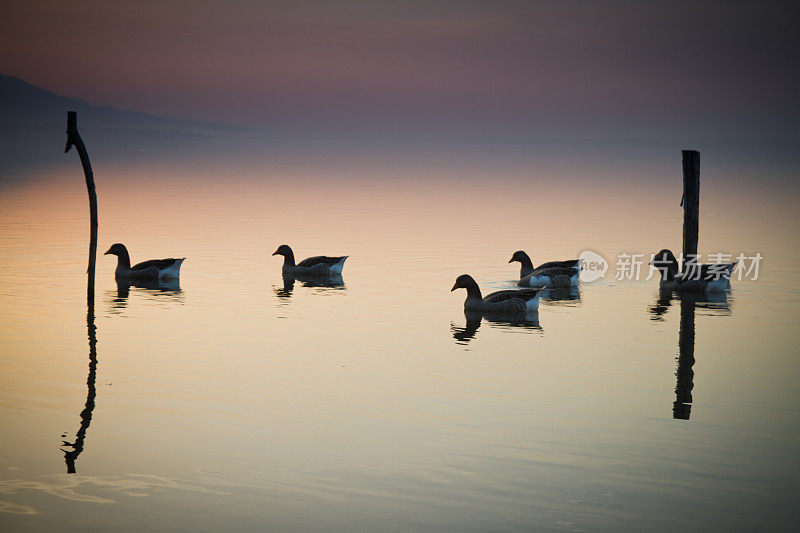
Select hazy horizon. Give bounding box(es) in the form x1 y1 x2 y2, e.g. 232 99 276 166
3 1 799 140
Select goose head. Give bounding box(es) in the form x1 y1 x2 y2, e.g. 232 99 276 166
104 243 128 257
650 249 680 280
451 274 478 292
508 250 528 264
272 244 292 257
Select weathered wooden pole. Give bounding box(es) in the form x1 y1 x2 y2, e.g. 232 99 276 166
62 111 99 473
65 111 98 291
681 150 700 273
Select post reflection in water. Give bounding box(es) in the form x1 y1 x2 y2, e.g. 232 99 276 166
61 293 98 474
674 295 697 420
649 290 732 420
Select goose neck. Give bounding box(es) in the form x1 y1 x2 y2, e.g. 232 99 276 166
282 249 296 267
115 249 131 269
518 253 534 276
463 280 483 305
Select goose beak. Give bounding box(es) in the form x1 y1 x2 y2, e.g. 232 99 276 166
451 281 459 291
103 248 112 255
272 249 280 256
508 257 514 263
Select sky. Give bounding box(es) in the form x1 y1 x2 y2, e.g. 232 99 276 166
2 0 799 139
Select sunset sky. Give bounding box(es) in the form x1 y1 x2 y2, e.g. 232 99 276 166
3 0 798 139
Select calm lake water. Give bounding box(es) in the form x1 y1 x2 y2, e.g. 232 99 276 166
1 131 799 531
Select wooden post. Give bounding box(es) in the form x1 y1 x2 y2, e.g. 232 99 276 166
62 111 99 473
681 150 700 274
65 111 98 292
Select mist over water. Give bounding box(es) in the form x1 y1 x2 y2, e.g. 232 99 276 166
1 128 799 531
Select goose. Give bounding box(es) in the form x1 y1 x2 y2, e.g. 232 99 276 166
650 249 735 292
104 243 184 280
508 250 579 278
272 244 348 276
518 267 579 288
451 274 541 315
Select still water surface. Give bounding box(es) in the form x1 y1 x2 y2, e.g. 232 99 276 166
1 134 799 531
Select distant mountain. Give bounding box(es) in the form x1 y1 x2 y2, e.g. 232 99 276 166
0 74 251 136
0 74 266 180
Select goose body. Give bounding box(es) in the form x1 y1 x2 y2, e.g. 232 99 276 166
509 250 579 278
519 268 579 288
651 249 735 292
105 243 184 280
451 274 541 315
273 244 348 276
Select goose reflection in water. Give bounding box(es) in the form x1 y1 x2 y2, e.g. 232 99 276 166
649 288 732 320
109 278 184 312
273 273 346 299
451 309 542 346
648 289 732 420
539 286 581 306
